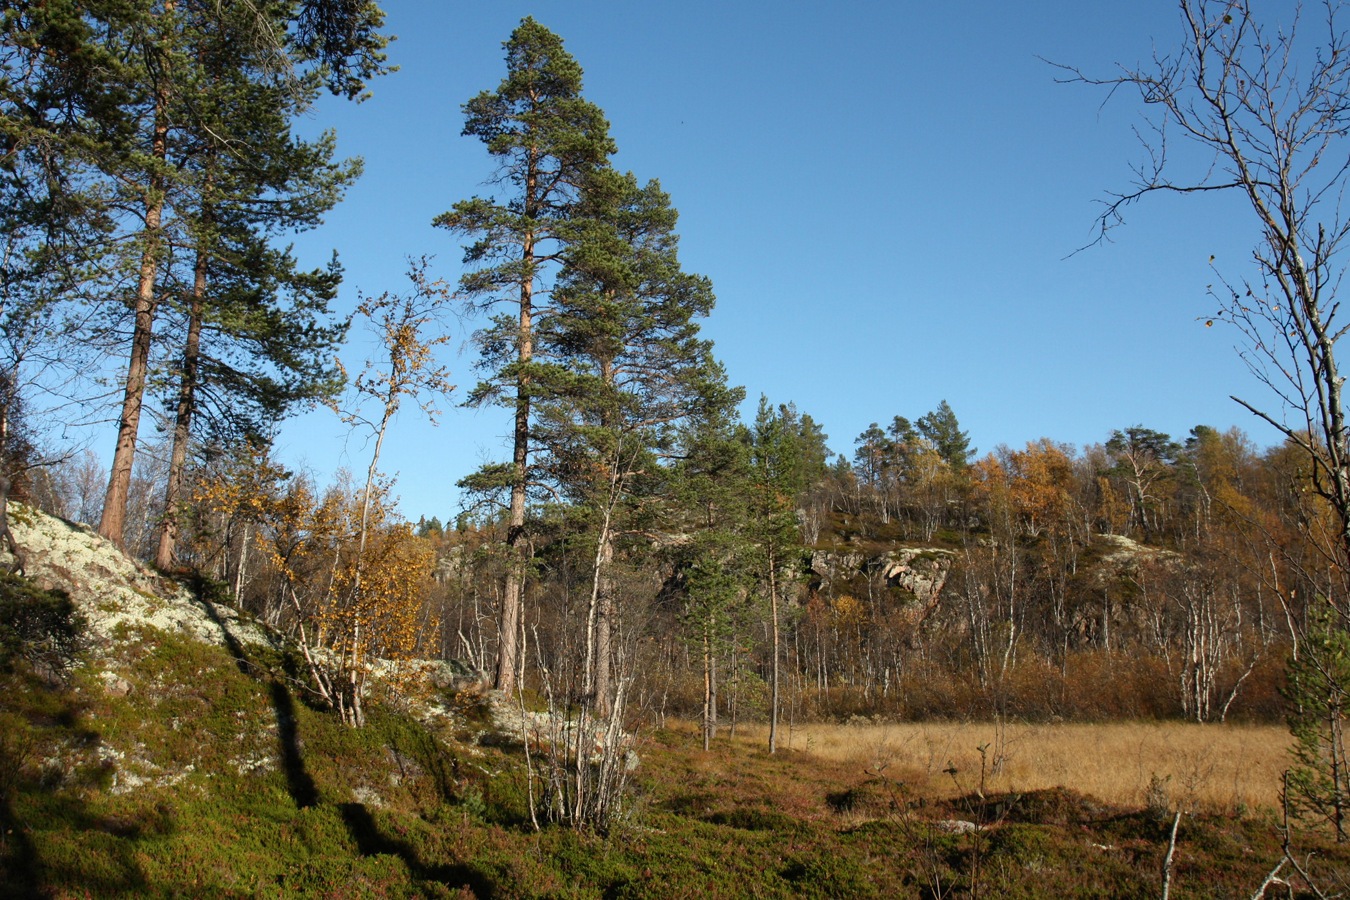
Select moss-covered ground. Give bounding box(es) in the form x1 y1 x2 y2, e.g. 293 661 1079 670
2 611 1347 898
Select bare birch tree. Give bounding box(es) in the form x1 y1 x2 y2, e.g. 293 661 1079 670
1063 0 1350 835
1062 0 1350 591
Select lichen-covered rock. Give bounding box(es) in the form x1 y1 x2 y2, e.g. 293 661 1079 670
9 506 276 652
371 657 486 693
7 504 515 752
932 819 980 834
99 670 133 697
1091 532 1179 572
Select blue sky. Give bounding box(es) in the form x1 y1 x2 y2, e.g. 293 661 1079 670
276 1 1283 521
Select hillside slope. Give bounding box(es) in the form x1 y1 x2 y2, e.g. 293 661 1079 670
11 507 274 652
1 507 1345 898
0 507 517 897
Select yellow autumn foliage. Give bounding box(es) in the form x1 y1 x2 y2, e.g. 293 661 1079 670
268 478 438 671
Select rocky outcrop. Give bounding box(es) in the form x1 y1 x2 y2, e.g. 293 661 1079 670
1070 533 1184 642
5 505 569 738
8 506 276 651
1091 533 1179 573
6 505 491 697
808 546 954 618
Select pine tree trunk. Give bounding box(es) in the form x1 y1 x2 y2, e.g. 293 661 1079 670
155 240 206 569
585 433 622 717
101 183 166 545
729 642 738 739
702 620 718 752
497 283 530 693
101 10 174 549
589 525 615 717
0 382 22 572
496 162 537 694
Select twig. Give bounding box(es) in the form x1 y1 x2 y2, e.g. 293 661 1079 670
1248 857 1286 900
518 676 540 833
1282 850 1330 900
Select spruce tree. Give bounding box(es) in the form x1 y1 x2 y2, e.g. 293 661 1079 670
749 398 821 752
671 407 753 751
1286 600 1350 841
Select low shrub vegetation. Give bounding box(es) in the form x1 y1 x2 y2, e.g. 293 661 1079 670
2 614 1348 897
0 549 1341 898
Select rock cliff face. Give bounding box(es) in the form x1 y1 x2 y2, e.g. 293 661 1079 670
807 546 955 619
1072 532 1182 642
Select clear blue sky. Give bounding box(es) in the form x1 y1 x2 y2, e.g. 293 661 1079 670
275 1 1284 521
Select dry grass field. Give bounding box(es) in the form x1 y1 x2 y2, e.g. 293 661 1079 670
732 719 1291 814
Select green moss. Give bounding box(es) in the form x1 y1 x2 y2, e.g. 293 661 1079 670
5 602 1350 897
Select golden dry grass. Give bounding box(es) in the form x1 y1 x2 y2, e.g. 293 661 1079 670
731 719 1291 814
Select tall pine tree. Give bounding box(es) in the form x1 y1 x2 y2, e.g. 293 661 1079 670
436 18 615 693
0 2 384 549
150 2 358 568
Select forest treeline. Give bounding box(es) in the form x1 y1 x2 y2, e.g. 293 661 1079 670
26 399 1313 731
7 1 1350 835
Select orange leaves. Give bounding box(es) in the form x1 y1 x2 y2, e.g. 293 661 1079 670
1007 440 1075 536
974 439 1075 538
186 441 292 569
192 451 438 687
828 594 865 627
346 258 455 427
335 522 437 662
274 479 438 667
190 441 289 527
1096 476 1130 536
